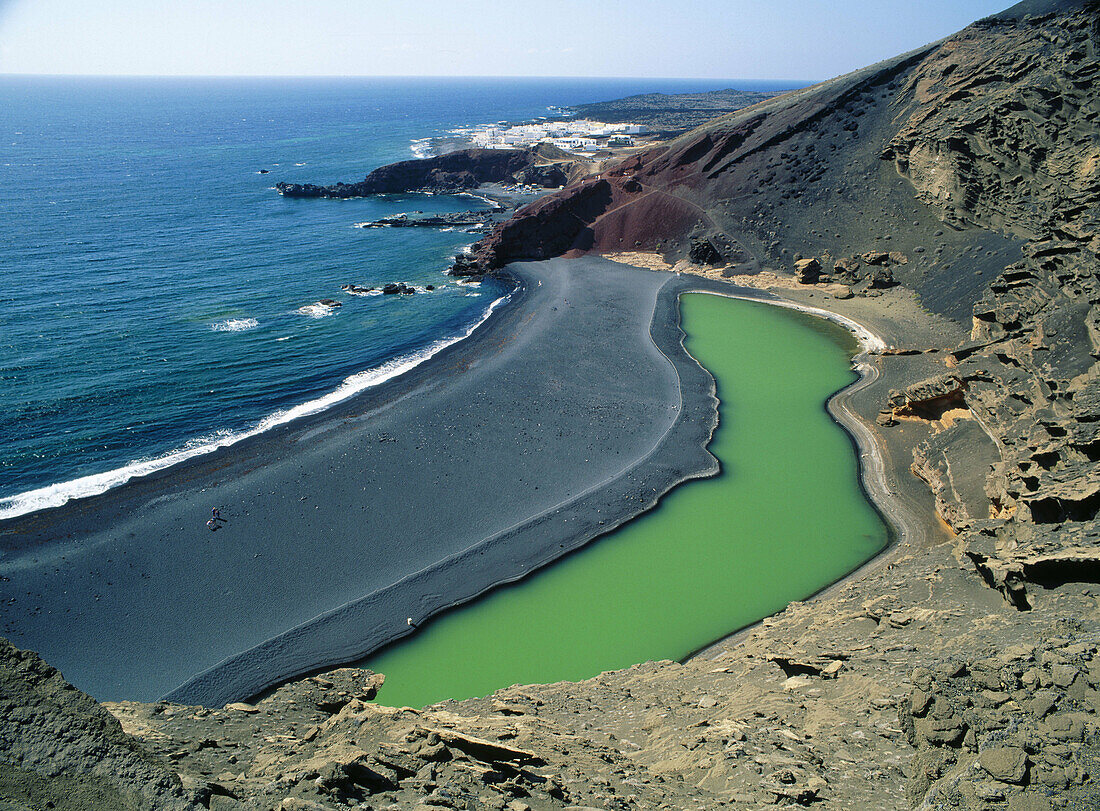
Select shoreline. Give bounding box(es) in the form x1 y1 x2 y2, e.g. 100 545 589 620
668 277 937 663
0 284 515 522
166 258 728 706
0 257 723 706
0 255 935 710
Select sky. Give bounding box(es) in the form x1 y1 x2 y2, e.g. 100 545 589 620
0 0 1013 81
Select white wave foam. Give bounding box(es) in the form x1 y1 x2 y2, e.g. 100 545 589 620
409 138 434 159
345 288 381 297
0 291 512 520
211 317 259 332
297 303 336 318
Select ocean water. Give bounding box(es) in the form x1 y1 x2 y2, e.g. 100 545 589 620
0 76 800 517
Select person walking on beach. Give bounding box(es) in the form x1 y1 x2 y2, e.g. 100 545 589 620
208 507 226 531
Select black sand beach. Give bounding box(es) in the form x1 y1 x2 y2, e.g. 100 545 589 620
0 257 725 706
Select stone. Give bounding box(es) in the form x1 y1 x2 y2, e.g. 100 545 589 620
794 257 822 283
922 716 967 746
911 668 933 691
1028 691 1057 719
490 699 526 716
1046 715 1085 742
688 237 724 266
224 702 259 713
975 781 1006 800
209 797 244 811
979 746 1029 783
1037 765 1068 789
1050 664 1079 688
276 800 330 811
427 727 544 765
1007 794 1054 811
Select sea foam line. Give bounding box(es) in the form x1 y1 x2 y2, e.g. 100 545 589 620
0 292 512 521
211 317 259 332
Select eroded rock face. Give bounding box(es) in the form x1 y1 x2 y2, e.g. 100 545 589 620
910 3 1100 610
883 6 1100 240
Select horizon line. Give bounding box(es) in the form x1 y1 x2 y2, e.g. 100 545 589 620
0 71 815 84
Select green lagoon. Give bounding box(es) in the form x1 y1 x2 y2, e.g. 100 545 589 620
364 293 888 708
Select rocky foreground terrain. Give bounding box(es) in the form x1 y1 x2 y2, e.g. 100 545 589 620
3 0 1100 809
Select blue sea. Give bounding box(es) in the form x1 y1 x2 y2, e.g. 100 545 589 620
0 76 800 517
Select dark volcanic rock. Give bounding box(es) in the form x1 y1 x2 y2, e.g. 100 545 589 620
688 236 724 266
357 211 497 232
276 148 565 199
0 639 196 810
381 283 416 295
451 178 619 274
517 163 568 188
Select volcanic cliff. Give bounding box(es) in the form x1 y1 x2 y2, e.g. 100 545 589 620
458 0 1100 613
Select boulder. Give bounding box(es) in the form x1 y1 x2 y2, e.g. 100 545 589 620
794 257 823 283
688 237 724 266
979 746 1029 783
382 283 416 295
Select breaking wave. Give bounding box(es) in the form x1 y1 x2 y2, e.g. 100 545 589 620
0 291 512 520
211 318 259 332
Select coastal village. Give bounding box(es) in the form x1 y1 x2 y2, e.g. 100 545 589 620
461 118 649 152
440 116 652 157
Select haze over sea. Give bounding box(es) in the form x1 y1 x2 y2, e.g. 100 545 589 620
0 76 799 518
